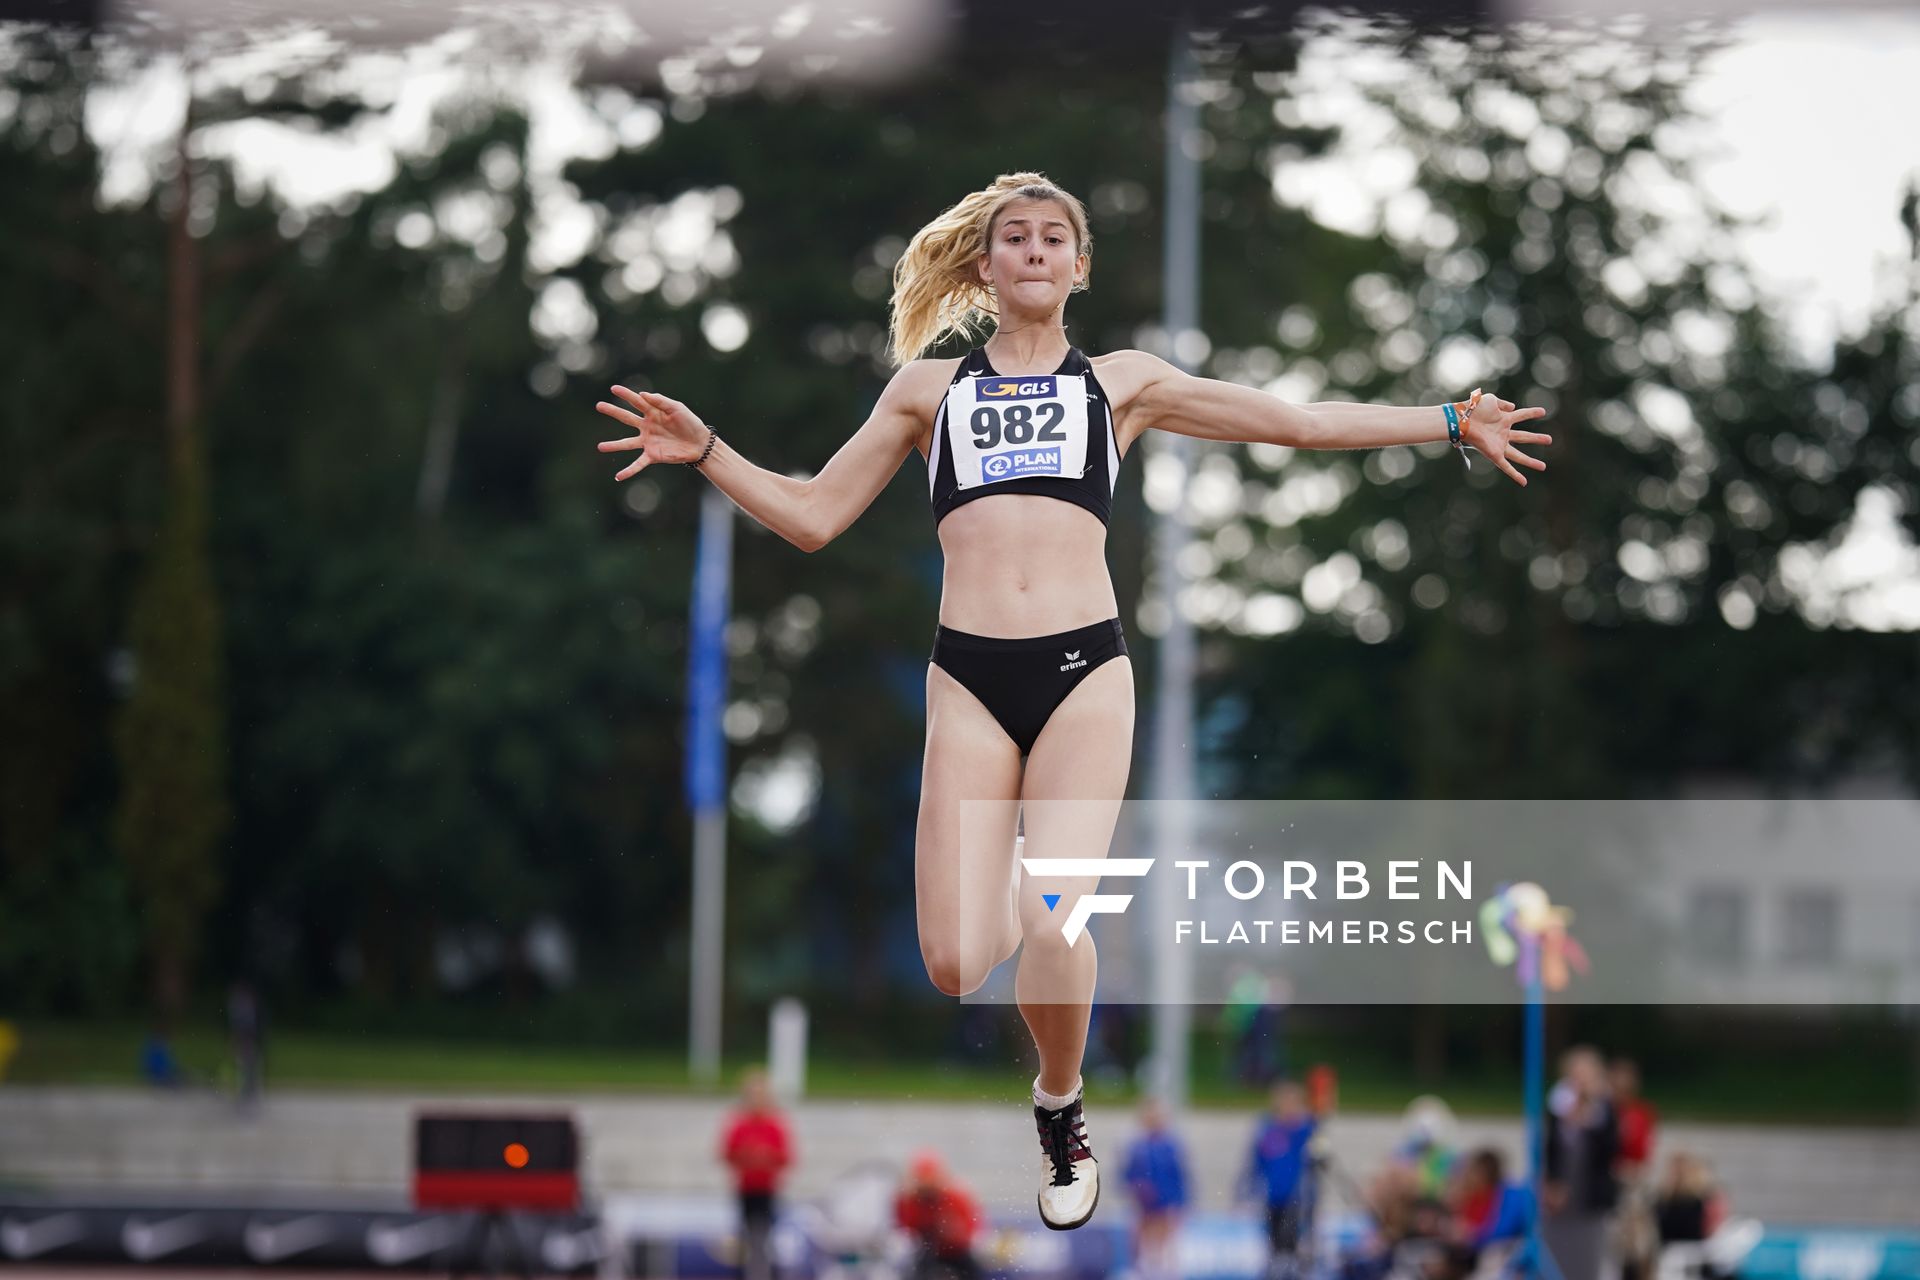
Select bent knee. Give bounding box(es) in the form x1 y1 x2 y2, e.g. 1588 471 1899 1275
920 942 996 998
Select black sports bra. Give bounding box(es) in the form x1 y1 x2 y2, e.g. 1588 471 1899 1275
925 346 1123 527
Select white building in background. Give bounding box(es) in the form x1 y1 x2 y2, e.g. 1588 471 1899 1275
1651 775 1920 1007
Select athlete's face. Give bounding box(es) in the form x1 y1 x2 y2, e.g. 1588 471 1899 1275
978 199 1086 316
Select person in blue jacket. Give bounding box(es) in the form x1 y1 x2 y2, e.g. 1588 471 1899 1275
1122 1098 1191 1280
1240 1080 1319 1279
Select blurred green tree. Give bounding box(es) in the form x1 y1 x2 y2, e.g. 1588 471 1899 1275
2 12 1912 1039
1177 19 1918 802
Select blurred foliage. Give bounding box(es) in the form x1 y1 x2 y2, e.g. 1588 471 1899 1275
1176 21 1920 799
0 13 1914 1048
113 452 229 1016
7 1007 1912 1122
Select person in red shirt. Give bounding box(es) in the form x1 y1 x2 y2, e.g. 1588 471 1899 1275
895 1150 985 1280
1450 1148 1504 1242
720 1068 794 1280
1610 1057 1661 1280
1610 1058 1658 1175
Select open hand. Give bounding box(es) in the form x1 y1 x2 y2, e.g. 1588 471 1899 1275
1462 388 1552 487
595 385 710 479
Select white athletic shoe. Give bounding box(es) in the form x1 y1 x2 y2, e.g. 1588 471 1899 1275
1033 1094 1100 1230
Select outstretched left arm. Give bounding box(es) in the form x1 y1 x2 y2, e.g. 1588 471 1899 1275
1114 350 1553 487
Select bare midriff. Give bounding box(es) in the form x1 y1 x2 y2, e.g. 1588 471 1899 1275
934 492 1118 637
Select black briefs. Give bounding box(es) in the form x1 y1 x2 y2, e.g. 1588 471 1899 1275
929 617 1128 755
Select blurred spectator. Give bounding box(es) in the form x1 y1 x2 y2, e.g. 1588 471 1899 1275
228 980 266 1109
1305 1063 1339 1116
1343 1163 1421 1280
1653 1153 1727 1248
1348 1096 1455 1280
1611 1059 1658 1177
1122 1097 1190 1280
0 1019 17 1082
1392 1096 1459 1200
1448 1149 1501 1247
1422 1148 1534 1280
1367 1163 1421 1240
1453 1149 1532 1249
1611 1058 1660 1280
1241 1080 1318 1279
894 1150 984 1280
140 1022 184 1088
720 1067 793 1280
1224 969 1288 1088
1543 1047 1619 1280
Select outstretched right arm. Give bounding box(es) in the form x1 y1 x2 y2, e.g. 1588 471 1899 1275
595 360 941 553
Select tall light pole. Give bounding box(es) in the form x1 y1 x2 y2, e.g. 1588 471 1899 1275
686 487 735 1083
1147 20 1202 1114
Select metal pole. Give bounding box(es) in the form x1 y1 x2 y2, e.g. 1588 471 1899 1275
687 487 735 1083
1524 972 1544 1273
1147 21 1202 1115
690 808 727 1081
1522 968 1564 1280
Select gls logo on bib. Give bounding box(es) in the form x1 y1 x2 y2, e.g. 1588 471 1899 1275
979 376 1056 399
945 374 1090 492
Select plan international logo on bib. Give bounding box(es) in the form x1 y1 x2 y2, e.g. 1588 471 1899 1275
982 448 1062 478
978 376 1056 399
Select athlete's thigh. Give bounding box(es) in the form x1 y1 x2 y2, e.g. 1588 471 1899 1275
915 661 1024 963
1017 656 1136 938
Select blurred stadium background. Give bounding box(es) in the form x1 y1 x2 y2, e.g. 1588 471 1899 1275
1 0 1916 1275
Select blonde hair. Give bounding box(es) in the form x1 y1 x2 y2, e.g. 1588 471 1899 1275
887 172 1092 366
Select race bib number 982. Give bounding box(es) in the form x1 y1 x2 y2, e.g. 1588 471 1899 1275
946 374 1091 491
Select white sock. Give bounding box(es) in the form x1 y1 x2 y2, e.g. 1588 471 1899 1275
1032 1074 1084 1111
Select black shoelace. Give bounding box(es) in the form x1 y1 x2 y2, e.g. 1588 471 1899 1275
1034 1100 1092 1187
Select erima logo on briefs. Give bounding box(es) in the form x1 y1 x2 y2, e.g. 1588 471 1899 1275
1060 649 1086 672
979 376 1056 399
982 448 1061 479
1018 858 1155 945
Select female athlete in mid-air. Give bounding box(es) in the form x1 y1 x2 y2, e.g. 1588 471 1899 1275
595 172 1551 1230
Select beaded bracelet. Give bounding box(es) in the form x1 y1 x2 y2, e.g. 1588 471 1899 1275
692 427 718 469
1441 388 1483 471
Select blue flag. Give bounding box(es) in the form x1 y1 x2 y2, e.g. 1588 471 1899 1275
684 493 733 813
